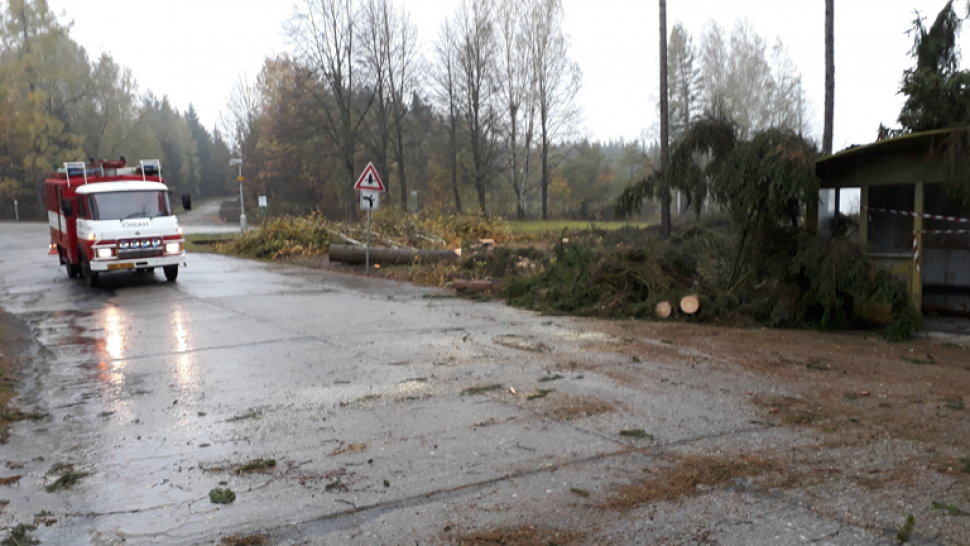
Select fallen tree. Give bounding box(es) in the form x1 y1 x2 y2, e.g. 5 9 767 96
328 244 462 265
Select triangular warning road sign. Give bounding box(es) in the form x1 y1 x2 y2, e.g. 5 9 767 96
354 162 385 192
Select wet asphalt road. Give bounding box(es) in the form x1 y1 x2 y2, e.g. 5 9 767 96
0 222 903 545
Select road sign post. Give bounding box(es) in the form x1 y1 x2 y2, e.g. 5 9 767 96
354 164 385 276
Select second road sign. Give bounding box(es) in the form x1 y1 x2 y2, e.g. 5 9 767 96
360 189 380 211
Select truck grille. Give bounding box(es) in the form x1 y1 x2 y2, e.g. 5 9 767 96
118 248 162 259
117 238 163 259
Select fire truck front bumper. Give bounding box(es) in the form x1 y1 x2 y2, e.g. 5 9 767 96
90 252 186 272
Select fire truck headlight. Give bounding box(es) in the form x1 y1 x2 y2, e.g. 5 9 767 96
165 243 180 254
96 248 113 259
87 233 96 241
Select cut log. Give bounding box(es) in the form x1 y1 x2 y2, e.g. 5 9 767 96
680 295 700 315
454 280 499 292
328 244 461 265
655 301 673 318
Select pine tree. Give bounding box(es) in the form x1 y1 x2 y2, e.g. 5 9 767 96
898 0 970 132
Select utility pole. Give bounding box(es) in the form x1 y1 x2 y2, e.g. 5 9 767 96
823 0 834 156
230 158 246 232
659 0 671 238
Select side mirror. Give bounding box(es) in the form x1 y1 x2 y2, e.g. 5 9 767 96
181 194 192 211
61 199 74 217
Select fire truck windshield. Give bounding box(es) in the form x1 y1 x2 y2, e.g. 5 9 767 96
88 191 172 221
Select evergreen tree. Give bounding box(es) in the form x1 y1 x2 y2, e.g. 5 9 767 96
898 0 970 132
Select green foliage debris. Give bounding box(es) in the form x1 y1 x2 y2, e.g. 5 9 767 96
897 513 915 543
901 356 935 365
619 429 654 440
942 398 965 410
237 459 276 473
209 487 236 504
527 389 555 400
219 212 335 259
44 463 89 493
227 410 261 422
538 374 565 383
569 487 590 497
1 524 38 546
0 411 47 422
461 384 502 396
931 501 969 516
504 215 921 341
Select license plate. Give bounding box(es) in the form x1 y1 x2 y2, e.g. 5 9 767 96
107 263 135 271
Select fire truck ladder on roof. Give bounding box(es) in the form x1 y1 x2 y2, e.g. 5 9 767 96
140 160 161 182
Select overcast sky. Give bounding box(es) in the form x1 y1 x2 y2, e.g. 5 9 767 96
47 0 970 152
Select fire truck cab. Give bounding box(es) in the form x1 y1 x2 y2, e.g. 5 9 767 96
46 158 190 287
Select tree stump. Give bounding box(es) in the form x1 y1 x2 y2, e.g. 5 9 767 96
680 295 700 315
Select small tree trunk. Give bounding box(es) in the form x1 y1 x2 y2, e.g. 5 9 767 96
395 129 408 208
449 113 462 213
476 175 488 215
541 129 549 220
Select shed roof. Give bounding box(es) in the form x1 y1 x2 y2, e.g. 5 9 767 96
815 128 959 188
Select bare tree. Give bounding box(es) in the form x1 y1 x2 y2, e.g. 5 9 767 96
432 20 463 213
698 21 730 118
698 20 811 138
220 74 262 155
453 0 502 215
359 0 392 194
769 39 813 136
497 0 534 219
287 0 372 218
667 22 701 143
385 3 421 209
529 0 581 220
823 0 834 154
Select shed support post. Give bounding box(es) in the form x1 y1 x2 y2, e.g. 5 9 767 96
858 185 869 252
911 181 924 312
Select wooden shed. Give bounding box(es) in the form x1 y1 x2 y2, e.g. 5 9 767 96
815 129 970 316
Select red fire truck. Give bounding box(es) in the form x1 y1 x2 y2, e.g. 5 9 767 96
46 158 191 287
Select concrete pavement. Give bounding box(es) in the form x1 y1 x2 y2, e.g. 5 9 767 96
0 222 915 545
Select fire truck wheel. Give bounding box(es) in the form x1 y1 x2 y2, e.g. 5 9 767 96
67 264 81 279
163 265 179 282
82 258 100 288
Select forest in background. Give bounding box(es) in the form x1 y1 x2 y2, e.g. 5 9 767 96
0 0 232 220
0 0 813 222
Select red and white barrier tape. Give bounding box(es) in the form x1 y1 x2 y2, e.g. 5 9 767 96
860 206 970 272
862 206 970 225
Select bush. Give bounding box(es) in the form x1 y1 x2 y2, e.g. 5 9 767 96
222 212 334 259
